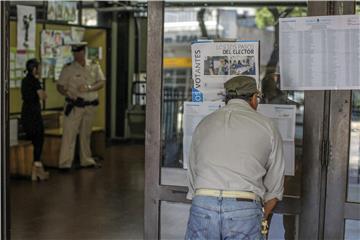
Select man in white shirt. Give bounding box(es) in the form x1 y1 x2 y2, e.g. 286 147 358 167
186 76 285 240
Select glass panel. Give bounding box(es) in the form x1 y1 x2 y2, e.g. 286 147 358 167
160 201 191 240
344 219 360 240
347 6 360 203
269 214 299 240
161 3 306 197
348 91 360 203
82 8 98 26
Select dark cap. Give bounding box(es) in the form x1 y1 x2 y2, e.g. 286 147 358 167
26 58 40 73
71 42 87 52
224 76 260 97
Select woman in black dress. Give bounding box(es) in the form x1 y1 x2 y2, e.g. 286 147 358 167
21 59 49 181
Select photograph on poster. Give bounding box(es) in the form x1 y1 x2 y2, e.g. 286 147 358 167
229 56 256 75
204 56 229 75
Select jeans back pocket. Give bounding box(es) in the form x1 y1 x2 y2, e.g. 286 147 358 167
185 206 211 240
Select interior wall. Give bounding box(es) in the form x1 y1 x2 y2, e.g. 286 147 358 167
9 21 107 128
84 28 107 128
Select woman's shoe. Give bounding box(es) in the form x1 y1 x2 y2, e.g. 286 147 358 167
31 163 50 181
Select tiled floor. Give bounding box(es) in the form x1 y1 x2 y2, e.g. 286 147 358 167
10 144 145 240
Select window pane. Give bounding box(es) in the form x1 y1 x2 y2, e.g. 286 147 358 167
47 1 78 24
348 91 360 203
268 214 299 240
347 6 360 203
160 201 190 240
82 8 98 26
344 219 360 240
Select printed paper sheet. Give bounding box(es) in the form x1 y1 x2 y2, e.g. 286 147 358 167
182 101 224 169
280 15 360 90
257 104 297 176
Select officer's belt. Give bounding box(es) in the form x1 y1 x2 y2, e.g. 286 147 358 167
195 189 258 201
65 97 99 107
64 97 99 116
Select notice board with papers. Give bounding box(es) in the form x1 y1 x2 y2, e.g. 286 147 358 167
280 15 360 90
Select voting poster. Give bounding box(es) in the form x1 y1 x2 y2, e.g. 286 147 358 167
191 41 260 102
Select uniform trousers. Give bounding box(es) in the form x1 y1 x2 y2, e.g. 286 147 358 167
59 105 97 168
185 196 264 240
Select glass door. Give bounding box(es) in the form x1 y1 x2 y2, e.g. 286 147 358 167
157 2 308 239
322 3 359 240
145 1 359 239
323 90 360 239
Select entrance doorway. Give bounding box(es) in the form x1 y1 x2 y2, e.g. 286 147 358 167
144 1 360 239
1 1 148 239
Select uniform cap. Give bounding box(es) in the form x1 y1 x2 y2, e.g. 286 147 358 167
71 42 87 52
224 76 260 97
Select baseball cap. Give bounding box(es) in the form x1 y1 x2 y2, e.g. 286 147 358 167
224 76 260 97
71 42 87 52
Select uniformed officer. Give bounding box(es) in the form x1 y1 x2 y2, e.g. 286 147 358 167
56 42 105 170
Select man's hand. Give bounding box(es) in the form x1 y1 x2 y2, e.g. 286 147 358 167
263 198 278 220
78 84 89 93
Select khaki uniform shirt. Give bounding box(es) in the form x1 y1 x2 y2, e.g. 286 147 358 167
187 99 285 202
57 61 105 101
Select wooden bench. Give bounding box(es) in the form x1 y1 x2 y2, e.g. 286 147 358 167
42 127 105 168
10 140 34 177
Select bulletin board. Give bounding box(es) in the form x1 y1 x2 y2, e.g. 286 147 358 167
9 21 107 128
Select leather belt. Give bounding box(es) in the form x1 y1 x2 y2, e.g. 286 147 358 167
195 189 257 201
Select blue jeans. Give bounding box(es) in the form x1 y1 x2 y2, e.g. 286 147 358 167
185 196 264 240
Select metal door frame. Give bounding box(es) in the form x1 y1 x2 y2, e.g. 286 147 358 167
144 1 356 239
144 2 300 239
301 2 357 239
1 1 10 239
